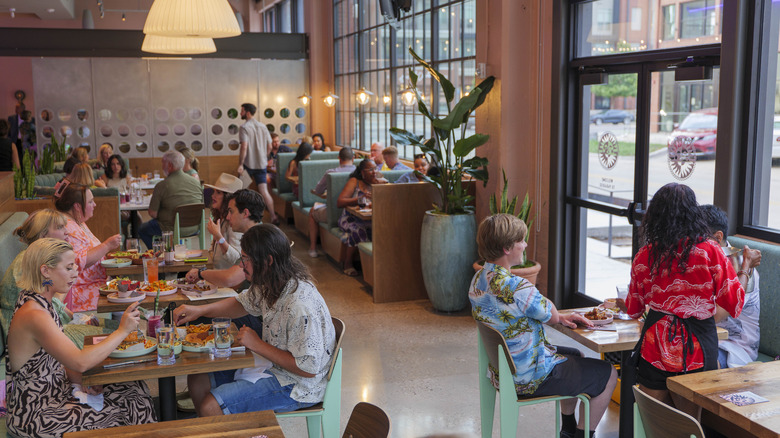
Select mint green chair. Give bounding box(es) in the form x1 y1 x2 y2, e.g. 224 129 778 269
173 203 206 250
633 385 703 438
476 321 590 438
276 317 344 438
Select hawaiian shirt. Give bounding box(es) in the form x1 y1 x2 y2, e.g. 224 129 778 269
469 263 566 395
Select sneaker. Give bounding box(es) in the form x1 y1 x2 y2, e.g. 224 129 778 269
308 249 319 258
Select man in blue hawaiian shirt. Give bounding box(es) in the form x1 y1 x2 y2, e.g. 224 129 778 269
470 214 617 438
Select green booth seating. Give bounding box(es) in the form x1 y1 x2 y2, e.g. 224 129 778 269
291 159 340 236
271 151 340 222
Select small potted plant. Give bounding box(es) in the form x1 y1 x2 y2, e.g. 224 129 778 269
473 169 542 285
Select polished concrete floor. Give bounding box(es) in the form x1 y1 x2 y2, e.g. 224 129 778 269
273 222 621 438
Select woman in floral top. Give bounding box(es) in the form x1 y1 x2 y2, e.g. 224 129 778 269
54 184 122 312
469 214 617 438
625 183 760 412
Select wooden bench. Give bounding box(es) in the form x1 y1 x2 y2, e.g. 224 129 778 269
63 410 284 438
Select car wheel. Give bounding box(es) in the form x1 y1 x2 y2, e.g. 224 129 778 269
623 117 632 124
594 119 603 125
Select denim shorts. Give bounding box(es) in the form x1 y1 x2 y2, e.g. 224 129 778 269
209 369 317 414
244 166 268 185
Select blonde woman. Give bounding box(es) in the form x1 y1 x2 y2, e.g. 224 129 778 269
95 143 114 170
180 147 200 180
68 163 106 188
6 238 155 437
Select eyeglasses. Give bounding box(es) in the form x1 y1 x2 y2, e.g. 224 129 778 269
240 255 251 265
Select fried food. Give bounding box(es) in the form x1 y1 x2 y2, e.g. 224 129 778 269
137 280 175 293
584 308 611 321
116 331 145 351
183 331 214 347
186 323 211 334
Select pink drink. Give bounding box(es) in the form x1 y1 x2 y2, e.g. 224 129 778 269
147 315 162 338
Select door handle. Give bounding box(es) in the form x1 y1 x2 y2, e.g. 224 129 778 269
626 201 645 227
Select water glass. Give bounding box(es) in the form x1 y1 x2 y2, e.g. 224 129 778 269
154 171 161 180
125 238 140 253
212 317 232 358
174 243 188 260
143 257 158 283
162 231 174 252
156 325 175 365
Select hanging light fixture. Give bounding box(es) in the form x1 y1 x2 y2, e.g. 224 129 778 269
298 94 312 105
399 87 417 106
354 87 374 106
121 12 126 21
382 94 392 105
143 0 241 38
323 93 339 108
142 34 217 55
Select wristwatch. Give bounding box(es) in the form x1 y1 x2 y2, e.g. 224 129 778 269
218 237 226 245
197 266 207 280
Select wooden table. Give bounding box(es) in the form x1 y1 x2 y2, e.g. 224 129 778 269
668 361 780 438
346 205 373 221
96 288 236 313
64 410 284 437
119 195 151 211
553 308 728 438
104 253 213 277
83 347 254 421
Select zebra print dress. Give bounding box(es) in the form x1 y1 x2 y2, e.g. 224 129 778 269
5 290 157 437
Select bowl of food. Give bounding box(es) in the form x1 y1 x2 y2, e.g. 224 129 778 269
582 308 614 326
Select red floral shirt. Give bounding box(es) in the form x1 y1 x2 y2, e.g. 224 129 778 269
626 239 744 372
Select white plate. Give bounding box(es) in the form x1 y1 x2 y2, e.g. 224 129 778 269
101 258 132 268
182 341 214 353
173 250 206 262
576 309 615 326
106 292 147 303
179 282 218 297
142 287 178 297
109 337 157 358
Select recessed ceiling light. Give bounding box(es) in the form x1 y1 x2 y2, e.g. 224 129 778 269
47 8 55 13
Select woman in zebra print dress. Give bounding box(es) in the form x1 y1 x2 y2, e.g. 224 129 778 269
5 238 156 437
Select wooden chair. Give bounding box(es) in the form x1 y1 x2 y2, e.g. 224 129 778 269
342 402 390 438
172 203 206 250
476 321 590 438
276 317 345 438
632 385 704 438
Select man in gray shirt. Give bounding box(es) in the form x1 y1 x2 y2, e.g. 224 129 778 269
139 150 204 249
237 103 279 225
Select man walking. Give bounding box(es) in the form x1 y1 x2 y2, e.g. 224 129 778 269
237 103 279 225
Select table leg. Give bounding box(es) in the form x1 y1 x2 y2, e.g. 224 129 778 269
619 350 634 438
158 376 178 421
130 211 141 238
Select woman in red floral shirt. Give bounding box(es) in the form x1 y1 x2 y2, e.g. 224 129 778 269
625 183 761 409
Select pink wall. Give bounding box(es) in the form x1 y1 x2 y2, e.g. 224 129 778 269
1 58 34 121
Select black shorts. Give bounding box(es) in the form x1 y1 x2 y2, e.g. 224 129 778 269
637 357 704 390
528 347 614 398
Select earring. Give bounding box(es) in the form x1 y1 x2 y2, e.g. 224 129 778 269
42 279 53 289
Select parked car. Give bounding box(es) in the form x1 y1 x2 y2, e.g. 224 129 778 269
667 108 718 158
590 109 635 125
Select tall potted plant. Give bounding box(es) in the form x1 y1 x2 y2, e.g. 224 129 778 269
473 170 542 285
391 48 495 312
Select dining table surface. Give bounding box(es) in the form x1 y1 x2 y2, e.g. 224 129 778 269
553 306 728 438
668 360 780 438
96 287 238 313
346 205 373 221
103 253 214 277
119 194 151 211
82 340 254 421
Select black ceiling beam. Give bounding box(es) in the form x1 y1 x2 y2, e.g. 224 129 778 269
0 28 307 59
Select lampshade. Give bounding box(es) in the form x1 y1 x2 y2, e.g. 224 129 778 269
141 34 217 55
354 87 375 105
323 93 339 108
143 0 241 38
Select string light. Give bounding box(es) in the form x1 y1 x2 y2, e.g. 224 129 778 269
354 87 374 106
323 93 339 108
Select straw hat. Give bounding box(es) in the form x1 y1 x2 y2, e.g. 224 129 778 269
203 173 243 194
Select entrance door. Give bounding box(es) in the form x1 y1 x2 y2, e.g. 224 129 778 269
568 64 720 305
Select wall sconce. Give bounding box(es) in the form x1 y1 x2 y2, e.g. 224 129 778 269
354 87 374 106
382 95 392 105
399 88 416 106
323 93 339 108
298 94 312 105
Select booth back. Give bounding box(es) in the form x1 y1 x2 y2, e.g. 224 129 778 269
298 160 340 208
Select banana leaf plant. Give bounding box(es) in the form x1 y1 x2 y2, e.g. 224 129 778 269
489 169 536 268
390 48 495 215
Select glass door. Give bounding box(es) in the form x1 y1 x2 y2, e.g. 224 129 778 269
569 65 720 304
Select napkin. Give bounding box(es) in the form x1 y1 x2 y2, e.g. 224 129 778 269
186 288 238 301
72 384 104 411
233 353 273 384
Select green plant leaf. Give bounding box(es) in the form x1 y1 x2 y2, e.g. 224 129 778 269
453 133 489 157
489 193 497 215
462 156 488 168
389 128 423 146
432 87 483 131
409 68 418 87
409 47 456 104
464 77 496 118
465 168 489 183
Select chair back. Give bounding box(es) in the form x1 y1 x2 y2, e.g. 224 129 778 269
342 402 390 438
632 385 704 438
476 321 517 375
276 152 297 194
328 317 345 381
174 203 205 228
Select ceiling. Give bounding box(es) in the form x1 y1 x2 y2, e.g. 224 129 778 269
0 0 75 20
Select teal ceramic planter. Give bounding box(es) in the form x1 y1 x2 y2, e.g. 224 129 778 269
420 211 477 312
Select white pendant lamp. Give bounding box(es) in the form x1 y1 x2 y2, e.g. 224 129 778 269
142 34 217 55
143 0 241 38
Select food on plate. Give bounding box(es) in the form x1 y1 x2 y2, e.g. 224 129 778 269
137 280 176 293
583 308 612 321
183 331 214 347
105 277 140 292
192 281 213 292
186 323 211 334
116 331 149 351
107 251 139 259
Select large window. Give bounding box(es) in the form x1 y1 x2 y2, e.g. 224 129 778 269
261 0 304 33
333 0 476 157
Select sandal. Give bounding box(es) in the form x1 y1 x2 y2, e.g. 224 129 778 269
343 267 359 277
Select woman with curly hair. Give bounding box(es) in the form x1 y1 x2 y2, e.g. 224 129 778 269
624 183 761 412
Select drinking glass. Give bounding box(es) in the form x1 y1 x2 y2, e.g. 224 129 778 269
125 238 140 253
143 257 158 283
212 317 232 358
161 231 174 252
156 325 175 365
153 171 161 180
174 243 188 260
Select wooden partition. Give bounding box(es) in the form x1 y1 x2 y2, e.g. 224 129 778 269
14 196 120 243
370 183 439 303
0 172 15 226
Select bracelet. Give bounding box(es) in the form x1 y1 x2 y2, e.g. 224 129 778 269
737 269 750 279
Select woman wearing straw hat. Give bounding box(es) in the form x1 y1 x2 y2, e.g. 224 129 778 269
204 173 244 269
